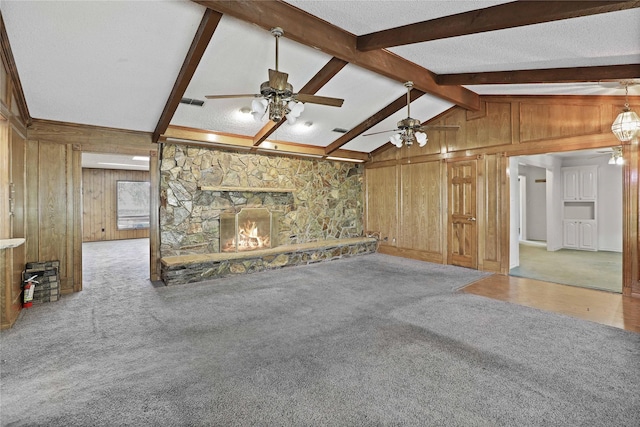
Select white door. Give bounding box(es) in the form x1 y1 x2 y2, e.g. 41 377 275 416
563 220 578 248
563 169 579 200
579 221 597 250
579 167 597 200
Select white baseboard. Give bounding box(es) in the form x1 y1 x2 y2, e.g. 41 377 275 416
598 246 622 253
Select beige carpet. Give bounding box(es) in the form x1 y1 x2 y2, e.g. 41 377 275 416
509 242 622 293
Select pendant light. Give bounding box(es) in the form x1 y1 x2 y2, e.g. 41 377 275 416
611 83 640 142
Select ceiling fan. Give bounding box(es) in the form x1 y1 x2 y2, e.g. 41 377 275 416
363 81 459 147
205 27 344 125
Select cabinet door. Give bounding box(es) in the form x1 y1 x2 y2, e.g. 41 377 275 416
563 220 578 248
579 221 597 250
563 169 579 200
579 167 597 200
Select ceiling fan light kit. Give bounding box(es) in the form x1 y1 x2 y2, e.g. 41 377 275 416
362 81 458 148
205 27 343 126
611 82 640 142
608 147 624 165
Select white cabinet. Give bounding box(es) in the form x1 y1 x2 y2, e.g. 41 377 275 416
562 166 597 200
563 168 579 200
562 166 598 251
563 220 597 251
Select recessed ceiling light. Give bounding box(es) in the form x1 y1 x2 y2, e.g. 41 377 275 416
304 121 313 127
98 162 148 168
326 157 365 163
239 107 252 114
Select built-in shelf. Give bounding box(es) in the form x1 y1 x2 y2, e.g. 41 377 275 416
0 238 26 249
563 201 595 220
198 186 295 193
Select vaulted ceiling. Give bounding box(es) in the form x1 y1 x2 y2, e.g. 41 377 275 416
2 1 639 161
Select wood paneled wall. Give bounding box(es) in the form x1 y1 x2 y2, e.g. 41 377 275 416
82 168 150 242
23 140 81 295
2 19 158 326
367 95 640 297
23 120 155 296
1 30 28 328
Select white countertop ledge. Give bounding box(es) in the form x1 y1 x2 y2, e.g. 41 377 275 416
0 238 26 249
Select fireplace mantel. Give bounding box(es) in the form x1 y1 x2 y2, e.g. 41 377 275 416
198 186 295 193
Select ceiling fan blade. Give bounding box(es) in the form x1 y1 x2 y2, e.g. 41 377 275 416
295 93 344 107
362 128 400 137
269 69 289 91
419 124 460 131
204 94 260 99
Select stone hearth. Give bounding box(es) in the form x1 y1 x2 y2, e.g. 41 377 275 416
161 237 377 286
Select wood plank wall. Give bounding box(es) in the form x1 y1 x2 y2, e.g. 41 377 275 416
23 121 155 296
82 168 150 242
1 37 28 328
367 95 640 297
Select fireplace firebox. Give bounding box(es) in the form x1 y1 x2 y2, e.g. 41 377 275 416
220 208 279 252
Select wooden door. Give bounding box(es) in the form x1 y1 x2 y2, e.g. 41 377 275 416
448 160 477 268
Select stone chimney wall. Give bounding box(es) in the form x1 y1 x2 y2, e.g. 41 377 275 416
159 144 364 257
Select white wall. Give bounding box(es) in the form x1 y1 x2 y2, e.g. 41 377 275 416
523 165 547 241
509 157 520 268
546 156 563 251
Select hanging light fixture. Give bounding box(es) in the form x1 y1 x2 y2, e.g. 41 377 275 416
361 82 459 146
608 147 624 165
389 82 428 148
611 82 640 142
205 27 342 126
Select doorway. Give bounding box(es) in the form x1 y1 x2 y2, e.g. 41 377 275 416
80 152 152 283
508 149 623 293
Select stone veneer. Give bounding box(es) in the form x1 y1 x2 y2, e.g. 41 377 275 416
161 237 378 285
160 144 364 257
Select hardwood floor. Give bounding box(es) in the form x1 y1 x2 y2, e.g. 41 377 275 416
463 275 640 334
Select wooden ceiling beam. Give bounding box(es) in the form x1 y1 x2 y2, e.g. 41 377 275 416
152 9 222 143
164 124 368 161
437 64 640 85
193 0 481 111
325 89 424 155
357 1 640 51
251 57 348 149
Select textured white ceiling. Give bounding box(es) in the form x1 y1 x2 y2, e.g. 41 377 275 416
286 1 512 35
2 0 639 159
2 0 205 131
390 9 640 74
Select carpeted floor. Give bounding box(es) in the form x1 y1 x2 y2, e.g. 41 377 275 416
1 239 639 426
510 241 622 293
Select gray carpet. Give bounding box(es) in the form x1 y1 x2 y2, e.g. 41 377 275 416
1 239 639 426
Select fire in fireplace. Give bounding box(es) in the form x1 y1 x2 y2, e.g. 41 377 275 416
220 208 279 252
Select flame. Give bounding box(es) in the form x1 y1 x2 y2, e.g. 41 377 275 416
223 220 271 252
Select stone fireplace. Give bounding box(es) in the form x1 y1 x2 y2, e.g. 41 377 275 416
159 144 375 285
159 144 365 259
220 208 280 252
